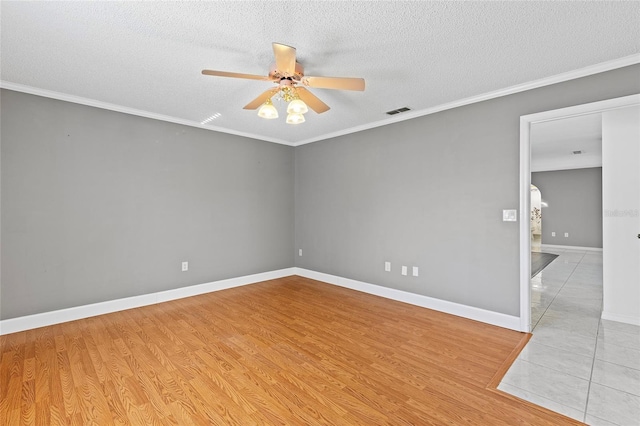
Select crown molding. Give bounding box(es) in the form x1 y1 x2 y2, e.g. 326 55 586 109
0 81 295 147
294 53 640 146
2 54 638 147
531 161 603 173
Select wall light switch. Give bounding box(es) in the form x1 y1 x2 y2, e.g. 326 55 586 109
384 261 391 272
412 266 419 277
181 261 188 272
564 232 569 238
298 249 302 256
503 209 517 222
551 231 556 237
401 265 408 276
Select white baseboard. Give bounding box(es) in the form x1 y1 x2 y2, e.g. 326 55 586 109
294 268 522 331
601 311 640 326
541 244 603 252
1 267 523 335
0 268 296 335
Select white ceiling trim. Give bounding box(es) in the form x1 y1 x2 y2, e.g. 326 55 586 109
532 161 603 173
0 81 293 146
2 54 639 147
294 54 640 146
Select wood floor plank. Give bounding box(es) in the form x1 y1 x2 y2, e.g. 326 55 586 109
35 397 51 425
1 276 584 425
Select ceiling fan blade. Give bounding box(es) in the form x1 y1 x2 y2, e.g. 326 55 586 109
296 87 330 114
202 70 272 81
303 76 365 91
243 88 280 110
272 43 296 76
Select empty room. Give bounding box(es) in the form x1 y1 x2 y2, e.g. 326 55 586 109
1 2 639 425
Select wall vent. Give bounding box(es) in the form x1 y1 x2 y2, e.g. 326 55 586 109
572 150 583 155
386 107 411 115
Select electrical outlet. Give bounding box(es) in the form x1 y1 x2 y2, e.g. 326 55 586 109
384 261 391 272
564 232 569 238
401 265 408 276
502 209 517 222
412 266 419 277
181 261 188 272
551 231 556 237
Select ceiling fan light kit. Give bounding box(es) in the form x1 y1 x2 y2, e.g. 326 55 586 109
287 98 308 115
286 112 305 125
257 98 279 119
271 84 309 124
202 42 365 125
284 98 308 124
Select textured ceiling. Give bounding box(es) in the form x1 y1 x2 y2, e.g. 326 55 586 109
531 113 603 172
1 1 639 145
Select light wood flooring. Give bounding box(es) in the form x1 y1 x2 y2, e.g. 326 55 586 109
1 276 583 425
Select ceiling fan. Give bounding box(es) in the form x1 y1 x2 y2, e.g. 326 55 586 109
202 42 365 123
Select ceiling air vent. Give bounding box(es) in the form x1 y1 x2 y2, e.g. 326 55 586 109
386 107 411 115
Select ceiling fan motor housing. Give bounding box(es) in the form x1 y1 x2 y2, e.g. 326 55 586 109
269 63 304 81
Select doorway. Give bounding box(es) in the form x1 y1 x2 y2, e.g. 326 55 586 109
530 185 542 253
518 94 640 332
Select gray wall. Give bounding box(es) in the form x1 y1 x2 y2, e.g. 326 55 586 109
1 89 294 320
2 65 638 322
532 168 603 248
294 64 640 317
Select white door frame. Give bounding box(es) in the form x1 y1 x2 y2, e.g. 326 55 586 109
518 94 640 332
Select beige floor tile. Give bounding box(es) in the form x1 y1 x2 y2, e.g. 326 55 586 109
586 383 640 426
501 251 640 425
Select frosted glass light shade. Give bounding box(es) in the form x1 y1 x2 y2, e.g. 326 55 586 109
287 99 308 114
286 113 305 124
258 101 278 119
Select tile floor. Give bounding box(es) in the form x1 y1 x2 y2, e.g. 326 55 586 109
498 247 640 425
